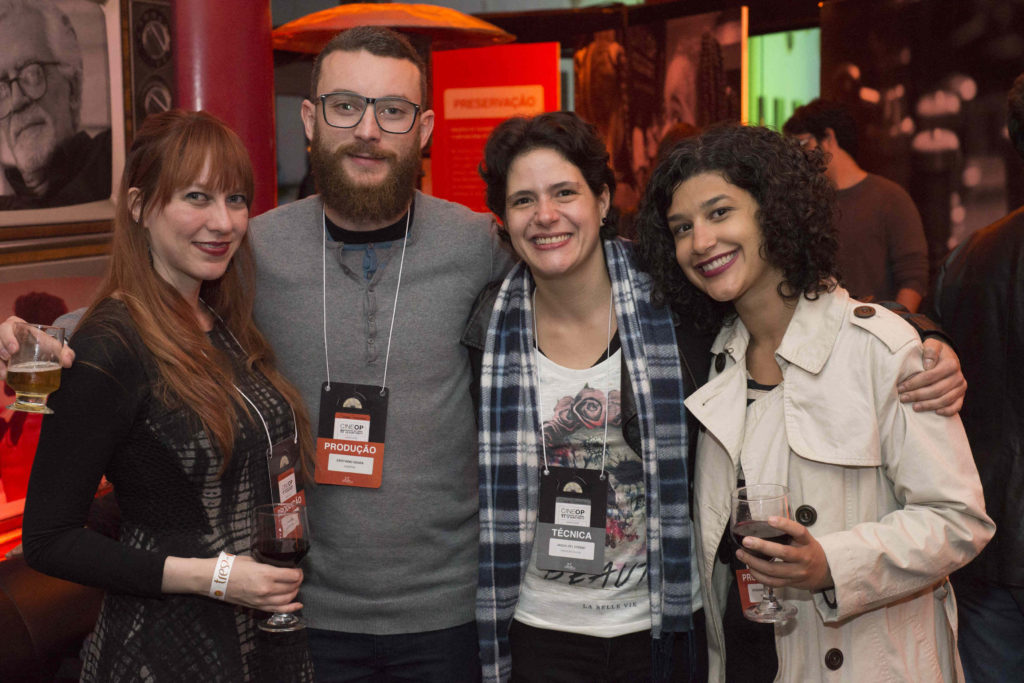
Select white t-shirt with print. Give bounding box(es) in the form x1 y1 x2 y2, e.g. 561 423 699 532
513 348 650 638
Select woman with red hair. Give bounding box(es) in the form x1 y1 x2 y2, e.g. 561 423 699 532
21 110 313 681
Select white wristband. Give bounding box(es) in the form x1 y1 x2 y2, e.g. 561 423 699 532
209 551 235 600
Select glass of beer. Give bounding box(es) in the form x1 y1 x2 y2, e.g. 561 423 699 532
6 323 64 414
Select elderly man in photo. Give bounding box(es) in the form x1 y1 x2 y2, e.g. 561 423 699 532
0 0 111 210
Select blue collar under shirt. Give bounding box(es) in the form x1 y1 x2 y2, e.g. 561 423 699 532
323 204 413 281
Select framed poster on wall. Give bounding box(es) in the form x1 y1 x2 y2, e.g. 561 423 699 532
0 0 129 265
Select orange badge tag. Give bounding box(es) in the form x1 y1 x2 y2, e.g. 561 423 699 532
272 501 306 540
736 568 764 611
269 439 303 503
316 384 389 488
314 412 384 488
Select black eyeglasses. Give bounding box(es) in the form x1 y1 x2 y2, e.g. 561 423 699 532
317 91 421 135
0 62 61 120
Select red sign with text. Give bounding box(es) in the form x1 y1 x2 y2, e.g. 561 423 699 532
431 42 561 213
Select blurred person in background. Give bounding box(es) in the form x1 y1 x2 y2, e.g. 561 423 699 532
928 72 1024 683
784 99 928 311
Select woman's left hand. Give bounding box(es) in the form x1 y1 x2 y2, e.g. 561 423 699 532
897 338 966 416
737 516 833 592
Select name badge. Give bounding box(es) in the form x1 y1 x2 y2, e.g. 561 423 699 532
735 568 764 611
270 500 306 540
269 438 304 505
315 382 388 488
535 466 607 575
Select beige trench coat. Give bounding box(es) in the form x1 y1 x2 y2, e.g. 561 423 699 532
686 288 994 682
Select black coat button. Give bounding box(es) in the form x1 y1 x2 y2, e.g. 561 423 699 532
795 505 817 526
825 648 844 670
715 352 726 372
854 305 875 318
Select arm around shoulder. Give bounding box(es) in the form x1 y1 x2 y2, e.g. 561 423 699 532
21 310 164 596
815 338 993 621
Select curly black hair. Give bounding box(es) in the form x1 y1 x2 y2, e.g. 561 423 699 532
478 111 617 244
635 123 838 332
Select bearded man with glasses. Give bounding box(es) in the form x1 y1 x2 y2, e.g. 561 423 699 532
0 0 111 210
249 26 512 681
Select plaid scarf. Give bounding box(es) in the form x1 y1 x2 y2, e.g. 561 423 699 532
477 239 692 682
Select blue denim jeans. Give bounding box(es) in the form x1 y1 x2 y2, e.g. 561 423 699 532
308 621 482 683
952 575 1024 683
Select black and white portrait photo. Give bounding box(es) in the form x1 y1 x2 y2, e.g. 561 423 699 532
0 0 112 212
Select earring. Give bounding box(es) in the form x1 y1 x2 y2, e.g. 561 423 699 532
601 215 608 226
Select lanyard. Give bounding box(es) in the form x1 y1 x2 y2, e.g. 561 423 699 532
202 300 298 499
321 207 411 395
531 286 614 479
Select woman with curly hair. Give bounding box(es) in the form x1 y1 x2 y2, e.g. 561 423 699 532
635 124 993 682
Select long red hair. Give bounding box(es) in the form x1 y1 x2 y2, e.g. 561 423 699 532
84 110 312 477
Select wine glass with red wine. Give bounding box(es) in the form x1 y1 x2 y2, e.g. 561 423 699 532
730 483 798 623
251 501 310 632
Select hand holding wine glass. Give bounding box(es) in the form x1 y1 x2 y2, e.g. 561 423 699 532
730 483 798 623
736 514 834 593
251 501 310 632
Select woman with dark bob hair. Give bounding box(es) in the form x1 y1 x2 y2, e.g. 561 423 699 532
466 111 706 681
635 124 992 682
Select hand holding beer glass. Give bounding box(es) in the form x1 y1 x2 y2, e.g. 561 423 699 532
6 323 65 414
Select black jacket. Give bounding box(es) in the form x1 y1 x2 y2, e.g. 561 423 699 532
930 207 1024 586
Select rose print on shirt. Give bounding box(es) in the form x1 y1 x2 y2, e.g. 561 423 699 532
542 384 644 560
544 385 622 445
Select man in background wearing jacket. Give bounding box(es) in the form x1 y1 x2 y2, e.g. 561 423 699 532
929 72 1024 683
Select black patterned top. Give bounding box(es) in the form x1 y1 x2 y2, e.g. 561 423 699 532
23 299 313 682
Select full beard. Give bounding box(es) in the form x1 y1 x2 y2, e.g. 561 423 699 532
310 130 421 225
